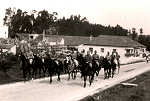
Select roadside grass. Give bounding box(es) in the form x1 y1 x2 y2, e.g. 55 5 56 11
80 71 150 101
0 63 23 84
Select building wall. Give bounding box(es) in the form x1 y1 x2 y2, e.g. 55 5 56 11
77 44 145 59
8 45 16 55
0 26 8 38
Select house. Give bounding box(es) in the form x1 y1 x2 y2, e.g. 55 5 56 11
16 34 146 58
0 44 16 55
44 35 146 58
76 35 146 58
0 26 8 38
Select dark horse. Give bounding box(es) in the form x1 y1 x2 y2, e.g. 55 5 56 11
19 53 32 81
44 55 63 83
100 57 111 79
64 56 78 80
110 55 117 78
101 55 117 79
77 54 94 87
32 54 45 79
92 59 101 78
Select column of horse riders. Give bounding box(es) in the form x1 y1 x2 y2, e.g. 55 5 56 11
22 48 120 79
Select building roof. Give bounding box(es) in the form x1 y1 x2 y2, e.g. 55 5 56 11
45 35 145 48
17 34 145 48
86 35 145 48
0 44 14 49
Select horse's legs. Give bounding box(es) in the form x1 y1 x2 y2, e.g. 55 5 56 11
28 67 32 80
89 75 93 86
50 73 52 83
68 72 70 80
108 68 111 78
104 69 107 79
117 64 120 74
74 70 77 80
39 67 41 78
43 67 47 77
23 69 26 82
84 75 87 88
112 67 116 78
57 72 61 81
71 72 74 79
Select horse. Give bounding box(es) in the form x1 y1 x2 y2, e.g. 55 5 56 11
19 53 32 81
92 59 101 77
100 57 111 79
64 56 78 80
77 54 94 88
109 55 117 78
44 55 63 83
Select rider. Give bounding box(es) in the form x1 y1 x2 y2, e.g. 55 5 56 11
81 49 86 57
92 50 100 65
84 51 92 63
71 50 77 60
105 51 111 61
92 50 99 60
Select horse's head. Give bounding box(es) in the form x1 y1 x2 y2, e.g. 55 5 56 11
29 58 33 64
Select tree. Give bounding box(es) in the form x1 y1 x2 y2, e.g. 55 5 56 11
131 28 138 40
10 9 23 37
33 10 57 34
21 12 35 33
139 28 143 35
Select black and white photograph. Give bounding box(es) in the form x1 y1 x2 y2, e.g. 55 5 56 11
0 0 150 101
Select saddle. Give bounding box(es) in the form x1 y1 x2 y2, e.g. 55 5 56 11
85 61 92 68
93 60 100 67
73 59 79 67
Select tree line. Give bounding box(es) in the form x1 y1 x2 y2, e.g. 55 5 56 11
3 8 129 37
3 8 150 51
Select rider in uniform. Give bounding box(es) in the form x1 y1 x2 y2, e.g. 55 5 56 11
84 51 92 67
92 50 100 67
81 49 86 57
105 51 111 61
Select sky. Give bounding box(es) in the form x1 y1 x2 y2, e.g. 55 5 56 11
0 0 150 35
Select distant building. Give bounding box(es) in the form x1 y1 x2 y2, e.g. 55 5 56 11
16 34 146 58
44 35 146 58
0 26 8 38
0 44 16 55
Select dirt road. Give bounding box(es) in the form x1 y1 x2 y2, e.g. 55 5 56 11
0 62 150 101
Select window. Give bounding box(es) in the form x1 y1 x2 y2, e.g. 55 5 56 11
30 36 33 39
89 47 93 54
101 48 104 53
113 49 116 52
125 49 130 54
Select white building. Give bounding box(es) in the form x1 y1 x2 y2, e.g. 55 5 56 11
16 34 146 58
48 35 146 58
0 44 16 55
76 35 146 58
0 26 8 38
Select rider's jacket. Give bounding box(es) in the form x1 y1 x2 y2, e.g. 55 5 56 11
71 52 77 59
84 54 92 63
105 54 111 61
92 54 99 61
81 52 86 57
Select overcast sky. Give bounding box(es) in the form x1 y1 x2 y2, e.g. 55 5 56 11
0 0 150 34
